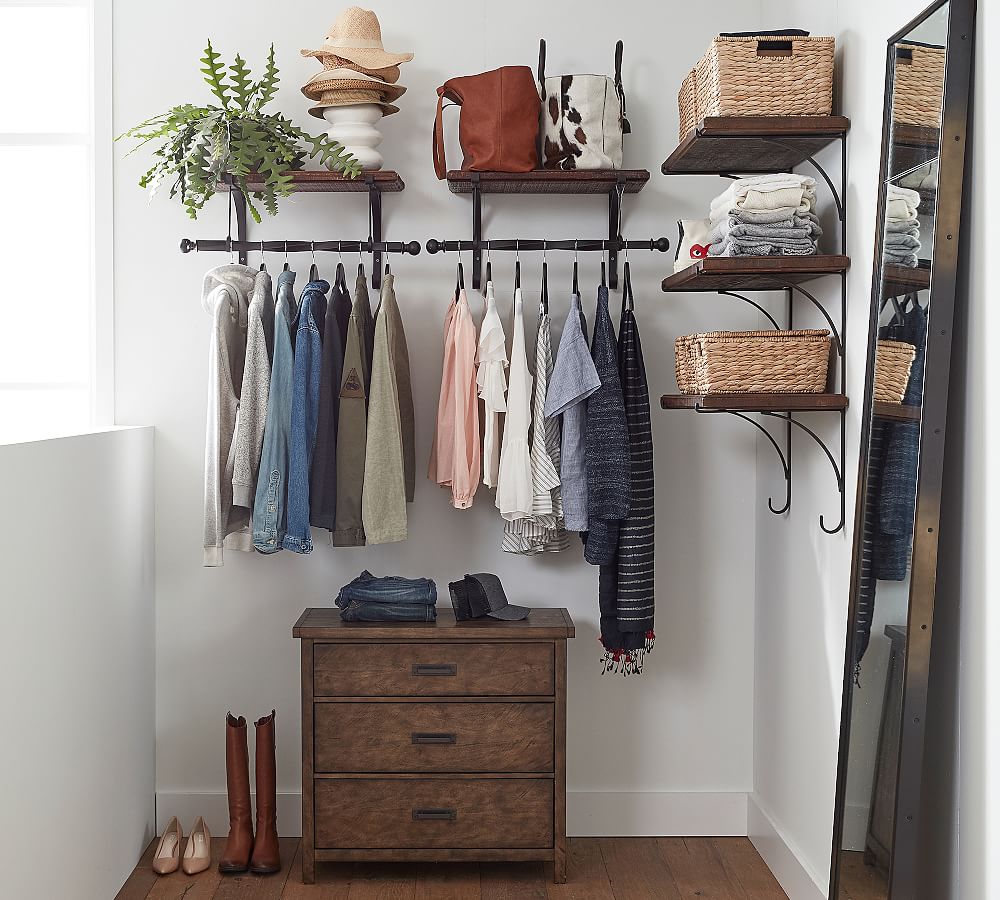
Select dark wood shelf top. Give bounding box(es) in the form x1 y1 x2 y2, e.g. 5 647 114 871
293 606 575 640
660 393 849 412
241 170 405 193
662 116 850 175
874 401 921 422
662 255 850 292
883 264 931 297
445 169 649 195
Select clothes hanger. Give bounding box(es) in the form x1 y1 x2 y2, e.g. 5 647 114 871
259 240 267 273
454 249 464 303
282 240 290 272
485 240 492 285
572 240 579 294
514 240 521 290
309 241 320 282
335 241 346 289
541 240 549 315
600 245 607 288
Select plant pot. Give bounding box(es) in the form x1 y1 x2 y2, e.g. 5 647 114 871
322 104 384 171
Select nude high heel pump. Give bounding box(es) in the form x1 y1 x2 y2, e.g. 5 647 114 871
152 816 183 875
182 816 212 875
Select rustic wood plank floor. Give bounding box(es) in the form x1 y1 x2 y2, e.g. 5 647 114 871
117 837 788 900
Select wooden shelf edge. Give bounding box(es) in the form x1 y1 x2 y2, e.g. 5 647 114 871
445 169 649 194
237 170 405 193
873 400 921 422
661 255 851 292
660 393 849 412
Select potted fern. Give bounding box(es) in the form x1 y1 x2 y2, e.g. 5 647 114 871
119 41 361 222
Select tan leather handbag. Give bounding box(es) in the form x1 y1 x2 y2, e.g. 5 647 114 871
433 66 540 179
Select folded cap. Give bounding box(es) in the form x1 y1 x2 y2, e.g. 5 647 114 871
449 573 530 621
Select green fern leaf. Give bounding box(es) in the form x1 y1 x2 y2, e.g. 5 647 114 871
200 40 230 107
229 53 253 110
254 44 279 110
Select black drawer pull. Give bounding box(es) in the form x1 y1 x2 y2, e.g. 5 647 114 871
412 807 457 821
412 663 458 676
411 732 457 745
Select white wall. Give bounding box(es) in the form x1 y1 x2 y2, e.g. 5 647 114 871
750 0 931 896
112 0 766 836
0 427 155 900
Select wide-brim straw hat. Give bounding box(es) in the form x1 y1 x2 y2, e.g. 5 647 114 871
308 89 400 118
302 67 406 102
316 53 401 84
301 6 413 70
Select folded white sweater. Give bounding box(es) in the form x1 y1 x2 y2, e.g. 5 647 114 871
710 173 817 222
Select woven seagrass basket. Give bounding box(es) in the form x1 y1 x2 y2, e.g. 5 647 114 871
678 68 699 141
694 35 834 120
893 44 946 128
675 329 832 394
874 339 917 403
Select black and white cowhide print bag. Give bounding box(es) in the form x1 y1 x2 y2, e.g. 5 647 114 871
537 39 631 170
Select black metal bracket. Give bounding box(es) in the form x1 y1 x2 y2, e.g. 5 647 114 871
208 176 407 290
466 172 634 290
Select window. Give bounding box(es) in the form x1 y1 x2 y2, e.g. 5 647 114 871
0 1 111 443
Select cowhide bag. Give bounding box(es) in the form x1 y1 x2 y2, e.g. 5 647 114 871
537 39 630 170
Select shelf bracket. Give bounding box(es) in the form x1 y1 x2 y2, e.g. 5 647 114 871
367 175 383 290
471 173 482 290
761 409 846 534
228 180 249 266
786 283 844 356
696 407 792 515
716 290 782 330
608 176 627 289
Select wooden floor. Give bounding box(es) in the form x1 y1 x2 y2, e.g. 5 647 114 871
116 836 788 899
838 851 888 900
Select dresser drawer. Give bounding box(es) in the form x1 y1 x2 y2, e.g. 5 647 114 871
314 702 554 773
314 778 553 849
313 642 554 697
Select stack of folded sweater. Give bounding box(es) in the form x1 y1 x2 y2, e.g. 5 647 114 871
883 185 922 268
335 570 438 622
707 173 822 258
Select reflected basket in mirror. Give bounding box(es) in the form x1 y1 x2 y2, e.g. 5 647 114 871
874 339 917 403
893 44 946 128
675 329 832 394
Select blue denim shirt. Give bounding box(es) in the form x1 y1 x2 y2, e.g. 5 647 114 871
282 280 329 553
252 270 298 552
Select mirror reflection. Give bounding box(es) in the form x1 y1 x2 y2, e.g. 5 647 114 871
836 4 948 898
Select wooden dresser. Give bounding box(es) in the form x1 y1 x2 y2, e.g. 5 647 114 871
293 607 575 884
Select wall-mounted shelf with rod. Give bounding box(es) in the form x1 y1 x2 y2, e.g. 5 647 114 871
658 117 851 534
443 169 650 289
189 171 416 289
882 263 931 297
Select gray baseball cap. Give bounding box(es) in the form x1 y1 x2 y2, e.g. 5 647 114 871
448 573 530 621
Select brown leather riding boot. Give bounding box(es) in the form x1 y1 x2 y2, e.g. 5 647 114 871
250 710 281 874
219 713 254 873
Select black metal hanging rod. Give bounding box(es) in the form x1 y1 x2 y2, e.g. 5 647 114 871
425 237 670 254
179 238 421 256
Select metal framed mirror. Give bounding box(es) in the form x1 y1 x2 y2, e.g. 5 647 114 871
829 1 975 897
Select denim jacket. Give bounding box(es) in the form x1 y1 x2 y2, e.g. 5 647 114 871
282 280 329 553
252 270 298 552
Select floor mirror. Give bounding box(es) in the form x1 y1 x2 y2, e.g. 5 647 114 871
829 0 975 897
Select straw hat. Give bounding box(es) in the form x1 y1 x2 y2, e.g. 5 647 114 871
308 90 400 118
302 67 406 103
317 54 401 84
301 7 413 70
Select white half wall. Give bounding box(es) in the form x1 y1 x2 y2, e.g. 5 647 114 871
0 427 155 900
113 0 764 837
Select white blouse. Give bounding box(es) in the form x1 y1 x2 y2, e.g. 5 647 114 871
476 281 508 489
496 288 533 520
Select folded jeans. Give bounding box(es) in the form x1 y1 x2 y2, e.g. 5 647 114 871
335 569 438 606
339 600 438 622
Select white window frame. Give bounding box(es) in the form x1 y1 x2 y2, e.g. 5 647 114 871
0 0 114 430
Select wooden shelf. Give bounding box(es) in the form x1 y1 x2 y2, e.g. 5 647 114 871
662 116 850 175
883 264 931 297
874 401 921 422
241 170 405 192
445 169 649 195
660 393 849 412
662 255 850 292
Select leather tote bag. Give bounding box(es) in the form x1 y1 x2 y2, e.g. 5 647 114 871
537 39 630 170
433 66 540 179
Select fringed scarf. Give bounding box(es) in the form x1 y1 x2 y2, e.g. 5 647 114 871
598 264 655 674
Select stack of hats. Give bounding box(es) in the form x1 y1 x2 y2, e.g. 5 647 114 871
301 6 412 118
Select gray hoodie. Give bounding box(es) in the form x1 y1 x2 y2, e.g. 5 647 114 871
202 264 255 566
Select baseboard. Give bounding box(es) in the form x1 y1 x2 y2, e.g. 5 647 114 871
747 794 826 900
157 790 748 839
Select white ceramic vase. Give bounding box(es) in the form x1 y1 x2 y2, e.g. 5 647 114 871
323 104 384 171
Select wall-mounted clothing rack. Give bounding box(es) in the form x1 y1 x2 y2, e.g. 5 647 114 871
184 171 414 289
442 169 652 290
425 237 670 254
